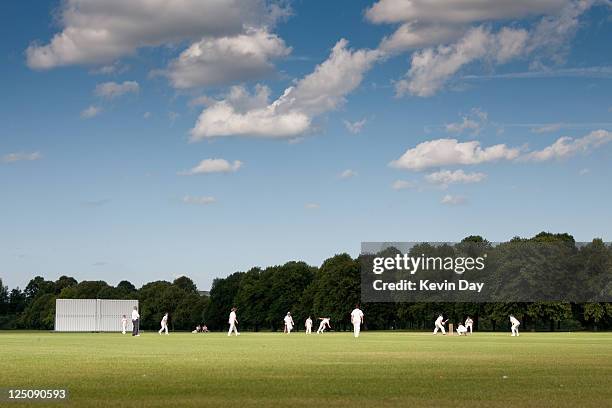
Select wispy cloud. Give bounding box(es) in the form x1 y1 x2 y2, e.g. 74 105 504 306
391 180 415 190
179 159 243 175
183 195 216 205
81 105 102 119
339 169 357 179
531 122 564 133
94 81 139 99
343 118 367 134
441 194 466 205
463 66 612 80
81 199 111 208
1 151 42 163
305 203 320 209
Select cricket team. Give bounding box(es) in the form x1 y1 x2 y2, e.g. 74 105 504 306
124 305 521 337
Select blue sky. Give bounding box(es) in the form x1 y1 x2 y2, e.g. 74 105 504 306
1 0 611 291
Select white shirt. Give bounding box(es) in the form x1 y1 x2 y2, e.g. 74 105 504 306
351 308 364 324
132 310 139 320
465 318 473 326
229 311 237 324
161 315 168 324
321 318 330 325
284 315 293 325
121 318 127 325
510 316 520 325
435 316 443 325
305 318 312 327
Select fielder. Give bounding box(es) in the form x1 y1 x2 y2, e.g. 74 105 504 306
121 314 128 334
228 307 239 336
350 305 364 338
433 314 448 335
284 312 294 334
131 306 140 337
317 317 331 334
510 314 520 336
456 323 468 335
465 316 474 334
158 312 169 335
305 316 313 334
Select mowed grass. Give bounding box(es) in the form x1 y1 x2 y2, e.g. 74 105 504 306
1 331 611 407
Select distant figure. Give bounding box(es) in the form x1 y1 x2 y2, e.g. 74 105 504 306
192 325 200 334
284 312 294 334
121 315 128 335
456 323 468 336
228 307 239 336
305 317 313 334
510 315 521 337
202 325 209 333
465 316 474 334
350 305 364 338
131 306 140 337
158 313 169 335
317 317 331 334
433 314 448 335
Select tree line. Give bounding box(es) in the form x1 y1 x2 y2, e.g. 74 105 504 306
1 232 611 332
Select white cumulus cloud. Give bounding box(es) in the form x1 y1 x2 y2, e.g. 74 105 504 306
180 158 243 175
166 27 291 89
390 138 521 171
26 0 284 69
190 39 381 139
425 169 487 186
523 129 612 161
94 81 139 99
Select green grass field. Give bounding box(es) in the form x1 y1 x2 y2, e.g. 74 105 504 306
1 331 611 407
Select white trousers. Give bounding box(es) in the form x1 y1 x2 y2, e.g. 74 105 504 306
122 323 127 334
317 322 326 333
305 325 312 334
353 322 361 337
159 323 168 334
433 323 446 334
511 323 520 336
466 323 473 334
228 322 238 336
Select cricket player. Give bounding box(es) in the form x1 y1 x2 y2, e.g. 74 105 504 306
121 315 128 334
158 312 169 335
284 312 294 334
317 317 331 334
433 314 448 335
510 314 521 336
350 305 364 338
465 316 474 334
131 306 140 336
456 323 468 335
305 316 313 334
228 307 239 336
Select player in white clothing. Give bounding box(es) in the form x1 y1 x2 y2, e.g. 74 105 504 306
317 317 331 334
433 314 448 335
305 317 313 334
350 305 364 338
158 312 169 335
121 315 128 334
284 312 294 334
456 323 468 335
228 307 239 336
509 314 521 336
465 316 474 334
